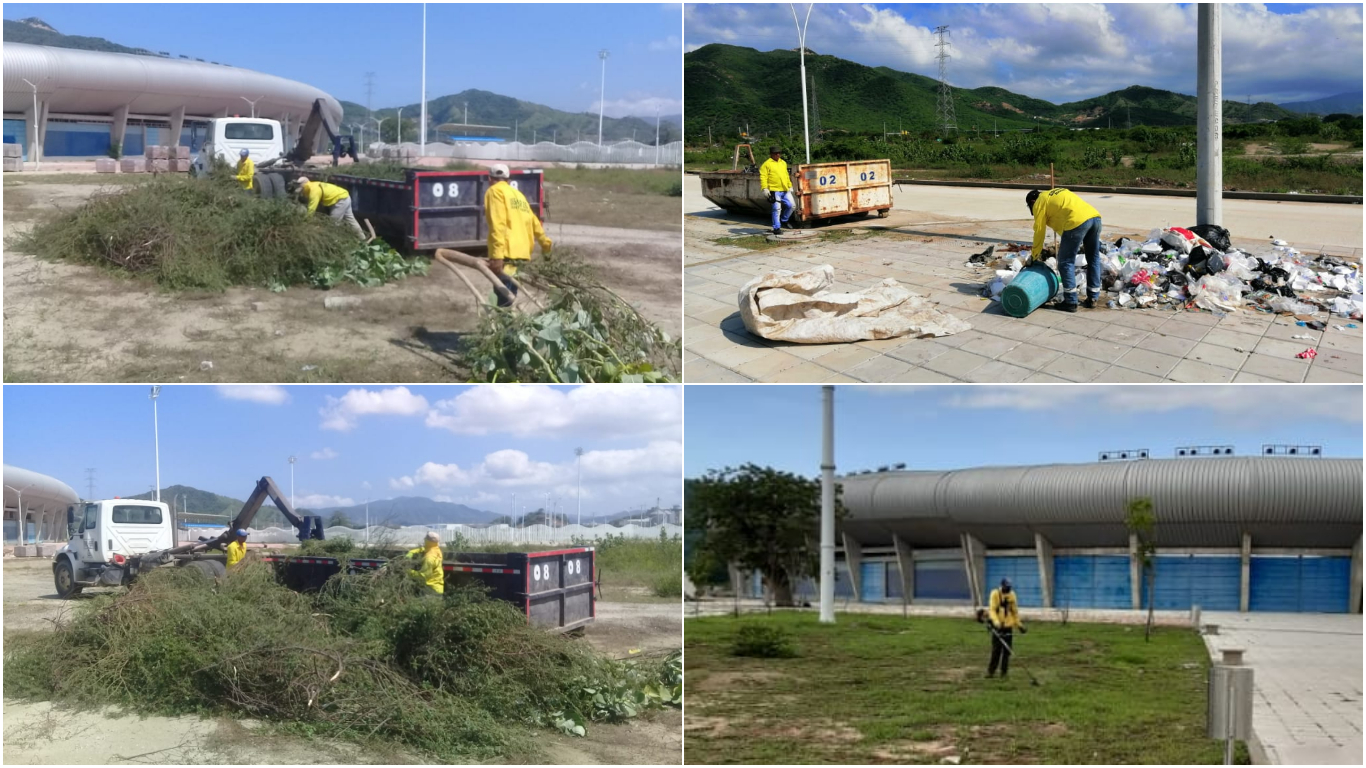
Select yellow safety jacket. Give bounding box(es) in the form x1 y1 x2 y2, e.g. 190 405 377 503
759 157 792 192
484 180 551 273
235 157 254 190
988 587 1022 630
302 181 350 214
225 540 246 568
407 543 445 594
1031 187 1101 255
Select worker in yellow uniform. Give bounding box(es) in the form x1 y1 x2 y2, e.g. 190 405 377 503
406 531 445 597
760 146 795 236
289 176 365 238
484 163 552 307
225 528 249 569
986 578 1026 678
235 149 254 191
1027 188 1103 312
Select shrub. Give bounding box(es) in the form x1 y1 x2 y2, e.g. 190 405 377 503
652 571 682 598
731 624 797 658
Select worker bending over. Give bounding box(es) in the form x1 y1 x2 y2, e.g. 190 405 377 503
484 163 552 308
225 528 249 569
760 146 795 236
290 176 365 238
1027 188 1102 312
986 577 1026 678
235 149 254 191
406 531 445 597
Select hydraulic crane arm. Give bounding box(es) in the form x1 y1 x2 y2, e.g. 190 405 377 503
285 98 342 165
229 476 319 542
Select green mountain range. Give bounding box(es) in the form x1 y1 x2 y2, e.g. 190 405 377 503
1278 91 1363 117
685 43 1296 138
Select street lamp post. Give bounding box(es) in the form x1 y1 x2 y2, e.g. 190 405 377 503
790 3 814 164
597 50 610 146
397 107 404 145
371 117 390 147
21 78 42 170
5 484 33 543
240 95 264 118
575 447 584 526
420 3 427 155
149 387 161 503
288 456 297 511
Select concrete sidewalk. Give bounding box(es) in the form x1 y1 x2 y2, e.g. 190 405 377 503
1203 612 1363 765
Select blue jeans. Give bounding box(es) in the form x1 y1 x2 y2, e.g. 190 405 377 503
1057 216 1102 304
770 191 794 230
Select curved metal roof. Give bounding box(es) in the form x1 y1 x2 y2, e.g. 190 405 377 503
2 43 340 124
840 457 1362 549
3 464 80 512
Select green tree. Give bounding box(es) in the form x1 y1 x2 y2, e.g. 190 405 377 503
1125 497 1157 641
327 511 355 529
688 463 842 606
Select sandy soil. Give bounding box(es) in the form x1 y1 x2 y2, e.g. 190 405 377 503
2 180 680 383
1 557 681 765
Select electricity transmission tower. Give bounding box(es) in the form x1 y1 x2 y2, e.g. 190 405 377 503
85 468 97 500
364 71 376 118
934 25 957 134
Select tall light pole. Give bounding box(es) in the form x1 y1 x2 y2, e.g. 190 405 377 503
819 386 835 624
420 3 427 155
597 50 610 146
654 103 661 165
371 117 390 146
288 456 297 511
575 447 585 526
240 95 264 118
790 3 814 164
1197 3 1223 226
397 107 404 145
21 78 41 169
149 387 161 503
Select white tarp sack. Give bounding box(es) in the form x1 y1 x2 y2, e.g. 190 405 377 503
738 264 971 343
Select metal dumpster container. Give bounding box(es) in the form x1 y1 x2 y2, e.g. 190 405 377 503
698 157 893 226
260 546 595 632
276 167 545 252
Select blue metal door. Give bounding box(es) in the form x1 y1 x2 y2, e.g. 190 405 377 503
886 563 904 600
835 563 855 598
1251 556 1350 613
1142 555 1240 611
1056 555 1131 609
914 558 971 601
985 556 1042 607
860 561 886 602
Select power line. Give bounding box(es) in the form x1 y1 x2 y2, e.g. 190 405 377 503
934 25 957 134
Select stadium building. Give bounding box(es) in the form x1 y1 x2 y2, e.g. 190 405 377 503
827 455 1362 614
3 464 80 545
2 43 340 161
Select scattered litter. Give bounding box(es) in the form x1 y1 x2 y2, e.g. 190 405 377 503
966 244 995 266
301 365 318 372
200 361 214 370
1291 334 1316 340
739 264 971 343
1296 348 1318 360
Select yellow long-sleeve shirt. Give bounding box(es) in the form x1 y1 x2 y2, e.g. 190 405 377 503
1031 187 1101 255
235 158 254 190
759 157 792 192
225 541 246 568
406 544 445 594
301 181 350 214
484 180 551 266
988 587 1022 630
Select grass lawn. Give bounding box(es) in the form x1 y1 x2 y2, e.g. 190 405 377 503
685 612 1246 765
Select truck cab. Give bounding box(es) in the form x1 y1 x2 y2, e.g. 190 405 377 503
191 117 286 177
52 499 173 597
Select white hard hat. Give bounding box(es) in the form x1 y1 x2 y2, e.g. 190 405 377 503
489 164 510 179
424 531 441 542
291 175 309 189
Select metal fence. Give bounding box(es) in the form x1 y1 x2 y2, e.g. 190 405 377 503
235 522 682 547
370 140 683 166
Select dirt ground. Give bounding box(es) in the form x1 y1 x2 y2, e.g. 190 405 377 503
1 557 681 765
2 179 681 383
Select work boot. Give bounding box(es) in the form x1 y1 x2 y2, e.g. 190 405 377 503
1082 296 1098 310
772 228 782 236
1052 301 1078 313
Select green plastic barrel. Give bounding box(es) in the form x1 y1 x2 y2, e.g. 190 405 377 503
1001 263 1060 318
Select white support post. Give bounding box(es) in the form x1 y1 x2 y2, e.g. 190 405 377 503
1196 3 1223 226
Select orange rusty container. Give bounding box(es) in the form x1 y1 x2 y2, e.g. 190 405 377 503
698 153 894 227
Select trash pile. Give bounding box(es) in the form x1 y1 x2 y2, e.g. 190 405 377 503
976 226 1363 319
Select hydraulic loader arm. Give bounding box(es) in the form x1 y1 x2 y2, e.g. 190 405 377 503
285 98 342 165
228 476 322 543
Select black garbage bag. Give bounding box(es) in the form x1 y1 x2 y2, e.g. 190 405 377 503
1185 245 1211 278
1188 224 1232 252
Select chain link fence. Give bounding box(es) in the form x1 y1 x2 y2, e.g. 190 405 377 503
370 140 683 166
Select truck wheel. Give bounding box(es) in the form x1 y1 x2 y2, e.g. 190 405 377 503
186 559 225 581
266 173 286 199
252 174 268 196
877 208 890 218
54 559 83 598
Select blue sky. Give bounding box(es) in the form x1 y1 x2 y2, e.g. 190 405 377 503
685 3 1363 104
3 385 682 517
5 3 682 117
685 385 1362 478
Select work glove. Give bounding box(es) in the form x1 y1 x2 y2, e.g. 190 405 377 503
767 191 776 204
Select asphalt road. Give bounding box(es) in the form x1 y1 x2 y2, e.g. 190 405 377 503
684 175 1364 251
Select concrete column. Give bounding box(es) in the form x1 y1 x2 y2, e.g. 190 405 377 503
1239 532 1252 613
1196 3 1223 226
728 562 743 597
842 532 863 601
893 534 914 605
168 106 186 148
1035 532 1055 608
961 533 986 606
1129 532 1142 610
1351 537 1362 614
110 105 130 155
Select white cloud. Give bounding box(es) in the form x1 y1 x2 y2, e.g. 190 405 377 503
296 493 355 509
216 385 289 405
592 96 683 119
310 448 338 460
432 495 454 503
648 34 681 52
426 385 681 439
582 440 683 481
320 387 429 431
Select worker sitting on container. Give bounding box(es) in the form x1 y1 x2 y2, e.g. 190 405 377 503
225 528 249 569
406 531 445 597
484 163 552 308
1027 188 1103 312
289 176 365 238
760 146 796 236
235 149 254 191
986 577 1026 678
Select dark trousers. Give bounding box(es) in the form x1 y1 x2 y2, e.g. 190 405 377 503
989 627 1013 675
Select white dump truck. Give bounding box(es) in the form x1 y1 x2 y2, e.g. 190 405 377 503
190 98 359 196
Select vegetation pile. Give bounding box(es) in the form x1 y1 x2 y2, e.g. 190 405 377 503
4 563 680 762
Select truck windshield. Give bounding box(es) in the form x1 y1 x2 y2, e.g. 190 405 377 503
224 123 274 141
112 505 163 524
